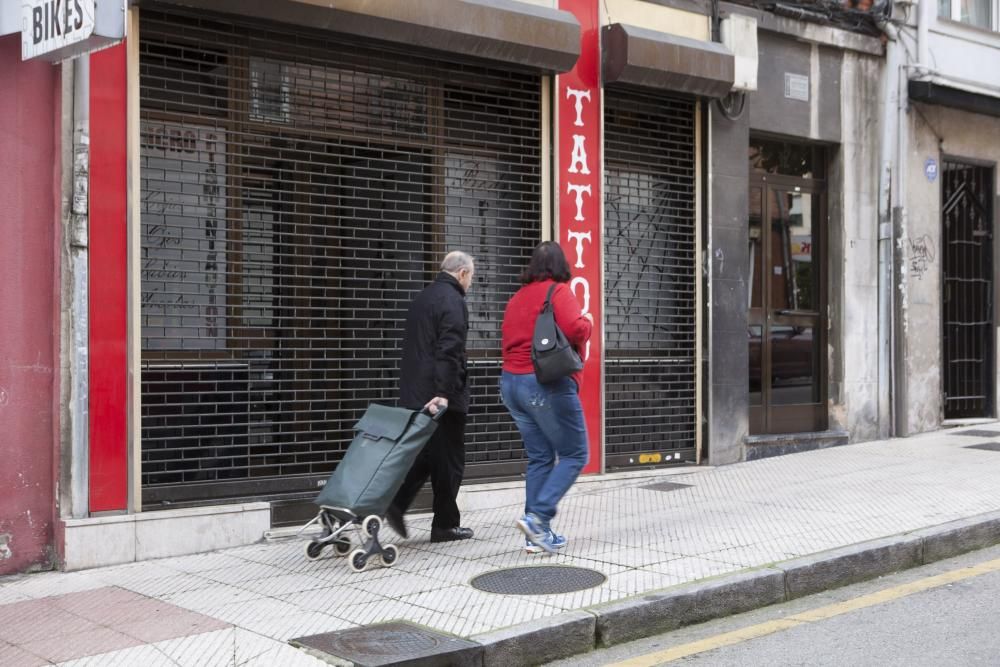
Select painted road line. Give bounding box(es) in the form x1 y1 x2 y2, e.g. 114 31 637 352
609 557 1000 667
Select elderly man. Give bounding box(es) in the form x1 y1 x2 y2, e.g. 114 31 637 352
387 251 475 542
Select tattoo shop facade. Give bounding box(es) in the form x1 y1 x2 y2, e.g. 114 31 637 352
51 0 881 569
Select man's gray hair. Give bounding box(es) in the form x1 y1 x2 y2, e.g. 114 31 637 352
441 251 474 273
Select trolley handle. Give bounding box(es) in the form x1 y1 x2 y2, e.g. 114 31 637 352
421 405 448 422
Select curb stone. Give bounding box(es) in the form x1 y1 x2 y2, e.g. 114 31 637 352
777 533 923 600
914 511 1000 563
456 511 1000 665
472 610 595 667
592 567 786 648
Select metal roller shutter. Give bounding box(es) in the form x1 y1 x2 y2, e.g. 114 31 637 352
138 8 540 509
603 89 698 468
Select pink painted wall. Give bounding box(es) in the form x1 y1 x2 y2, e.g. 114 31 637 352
0 35 60 575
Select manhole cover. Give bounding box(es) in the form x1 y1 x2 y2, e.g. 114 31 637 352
471 566 606 595
966 442 1000 452
956 429 1000 437
642 481 693 493
291 621 479 667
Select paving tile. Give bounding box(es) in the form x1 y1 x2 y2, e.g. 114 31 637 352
160 552 255 574
153 627 329 666
418 537 518 561
0 597 60 634
162 583 264 612
240 610 354 641
232 573 331 597
0 641 48 667
281 584 385 613
74 595 191 627
222 627 330 665
94 562 179 589
329 597 443 627
116 608 230 644
348 571 452 598
0 572 107 601
49 586 145 617
56 643 179 667
112 572 217 599
199 597 304 627
445 595 562 630
0 590 34 607
199 562 290 586
21 626 143 664
0 605 97 644
603 568 679 596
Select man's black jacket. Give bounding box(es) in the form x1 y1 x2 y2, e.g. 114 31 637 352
399 272 470 414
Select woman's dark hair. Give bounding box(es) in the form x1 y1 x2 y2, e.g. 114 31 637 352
521 241 572 284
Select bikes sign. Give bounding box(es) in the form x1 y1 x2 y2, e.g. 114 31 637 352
21 0 124 62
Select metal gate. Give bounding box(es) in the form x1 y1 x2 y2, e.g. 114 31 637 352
138 8 540 508
942 160 995 419
603 89 697 468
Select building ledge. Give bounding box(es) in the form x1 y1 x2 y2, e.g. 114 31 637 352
60 502 270 571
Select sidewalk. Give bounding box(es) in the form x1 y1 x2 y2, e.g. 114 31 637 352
4 425 1000 666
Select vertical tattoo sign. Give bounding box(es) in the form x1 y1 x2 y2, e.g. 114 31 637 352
558 0 601 473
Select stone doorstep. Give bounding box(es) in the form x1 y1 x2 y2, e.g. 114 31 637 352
60 503 270 572
744 430 850 461
466 509 1000 666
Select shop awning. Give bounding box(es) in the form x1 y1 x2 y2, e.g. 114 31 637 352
602 23 734 98
136 0 581 73
909 80 1000 119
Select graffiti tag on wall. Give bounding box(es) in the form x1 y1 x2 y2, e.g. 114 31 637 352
908 235 935 279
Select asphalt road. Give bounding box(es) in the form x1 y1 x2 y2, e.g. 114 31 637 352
547 543 1000 667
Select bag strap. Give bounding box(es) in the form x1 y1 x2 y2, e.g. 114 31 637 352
541 283 558 312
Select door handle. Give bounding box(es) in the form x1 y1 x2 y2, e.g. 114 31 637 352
774 309 819 317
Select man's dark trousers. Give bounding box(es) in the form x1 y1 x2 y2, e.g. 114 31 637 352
391 411 466 529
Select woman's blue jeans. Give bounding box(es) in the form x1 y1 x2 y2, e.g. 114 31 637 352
500 371 589 528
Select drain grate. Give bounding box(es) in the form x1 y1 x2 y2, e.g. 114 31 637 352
965 442 1000 452
642 481 693 493
471 566 606 595
955 429 1000 437
291 621 480 667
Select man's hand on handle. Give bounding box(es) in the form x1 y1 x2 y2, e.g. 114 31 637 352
424 396 449 415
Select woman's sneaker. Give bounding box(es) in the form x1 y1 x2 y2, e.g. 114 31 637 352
516 513 555 553
524 531 567 554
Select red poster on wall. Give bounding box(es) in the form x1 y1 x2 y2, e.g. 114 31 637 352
557 0 602 474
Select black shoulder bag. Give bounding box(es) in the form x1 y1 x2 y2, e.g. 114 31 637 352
531 284 584 384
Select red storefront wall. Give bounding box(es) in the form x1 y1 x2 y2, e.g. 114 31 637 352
0 35 60 575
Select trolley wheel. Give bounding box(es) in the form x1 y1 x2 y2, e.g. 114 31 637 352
362 515 382 539
349 548 369 573
379 544 399 568
333 539 352 556
304 541 325 561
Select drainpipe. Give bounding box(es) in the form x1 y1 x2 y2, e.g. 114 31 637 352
877 18 902 439
69 57 90 518
893 33 911 438
917 0 930 76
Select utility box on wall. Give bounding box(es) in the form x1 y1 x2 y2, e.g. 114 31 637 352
721 14 758 92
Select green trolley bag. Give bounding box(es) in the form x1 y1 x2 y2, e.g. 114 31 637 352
314 404 439 518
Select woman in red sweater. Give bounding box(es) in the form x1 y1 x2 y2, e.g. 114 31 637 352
501 242 593 554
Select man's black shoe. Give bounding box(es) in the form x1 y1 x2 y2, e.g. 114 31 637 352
385 505 408 539
430 527 474 543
